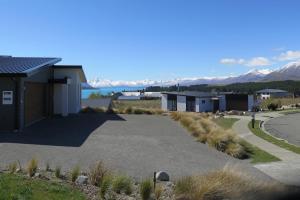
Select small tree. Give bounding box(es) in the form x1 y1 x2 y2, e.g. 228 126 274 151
88 92 102 99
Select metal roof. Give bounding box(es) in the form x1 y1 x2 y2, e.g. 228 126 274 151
0 56 61 77
256 89 288 93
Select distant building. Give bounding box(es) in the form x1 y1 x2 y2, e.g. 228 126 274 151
256 89 290 100
0 56 86 131
161 91 254 112
118 91 161 100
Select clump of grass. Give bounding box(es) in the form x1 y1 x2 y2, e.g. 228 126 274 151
8 162 17 174
45 162 50 171
71 165 80 182
154 184 163 200
27 158 38 177
170 112 246 158
55 166 61 178
140 179 153 200
175 165 285 200
100 175 113 199
112 175 133 195
89 161 108 186
81 107 107 113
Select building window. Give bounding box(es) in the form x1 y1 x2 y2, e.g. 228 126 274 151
202 100 205 104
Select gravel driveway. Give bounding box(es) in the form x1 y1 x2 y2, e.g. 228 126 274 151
0 113 269 180
265 113 300 146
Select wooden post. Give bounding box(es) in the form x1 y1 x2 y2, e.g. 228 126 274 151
153 171 156 190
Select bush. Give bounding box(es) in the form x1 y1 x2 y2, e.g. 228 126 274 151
89 161 108 186
140 179 153 200
267 103 279 111
8 162 17 174
71 165 80 182
27 158 38 177
100 175 113 199
112 175 133 195
55 166 61 178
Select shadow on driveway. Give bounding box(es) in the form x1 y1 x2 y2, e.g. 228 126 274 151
0 113 125 147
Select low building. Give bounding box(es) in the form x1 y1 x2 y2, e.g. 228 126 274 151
161 91 254 112
0 56 86 131
117 91 161 100
256 89 290 100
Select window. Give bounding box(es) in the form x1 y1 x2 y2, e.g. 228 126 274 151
202 100 205 104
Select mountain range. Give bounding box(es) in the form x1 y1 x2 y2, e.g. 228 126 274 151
87 61 300 88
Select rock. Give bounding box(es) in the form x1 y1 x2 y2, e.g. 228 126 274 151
76 175 88 185
34 173 40 178
156 171 170 181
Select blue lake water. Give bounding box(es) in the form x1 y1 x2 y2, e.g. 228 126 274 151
82 86 145 99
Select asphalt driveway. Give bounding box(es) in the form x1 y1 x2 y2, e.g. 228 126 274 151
265 113 300 146
0 113 269 180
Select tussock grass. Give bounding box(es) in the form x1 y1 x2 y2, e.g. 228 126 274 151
81 106 107 113
261 97 300 110
89 161 109 186
171 112 246 158
55 166 61 178
112 175 133 195
8 162 17 174
112 99 163 115
175 165 287 200
100 175 113 199
140 179 153 200
154 183 163 200
27 158 38 177
71 165 80 182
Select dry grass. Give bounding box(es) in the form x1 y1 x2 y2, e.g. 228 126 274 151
81 106 107 113
71 165 80 182
112 175 133 195
139 179 153 200
89 161 109 187
112 100 164 115
260 97 300 110
27 158 38 177
154 184 163 200
55 166 61 178
8 162 17 174
175 165 286 200
170 112 246 158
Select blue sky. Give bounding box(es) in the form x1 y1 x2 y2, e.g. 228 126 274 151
1 0 300 82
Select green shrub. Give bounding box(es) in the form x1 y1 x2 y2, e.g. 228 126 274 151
8 162 17 174
112 175 133 195
140 179 153 200
55 166 61 178
89 161 108 186
100 175 113 199
27 158 38 177
267 103 279 111
71 165 80 182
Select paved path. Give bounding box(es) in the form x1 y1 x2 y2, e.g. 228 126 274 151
0 113 269 181
228 113 300 186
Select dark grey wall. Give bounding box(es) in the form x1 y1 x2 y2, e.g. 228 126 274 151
0 77 17 131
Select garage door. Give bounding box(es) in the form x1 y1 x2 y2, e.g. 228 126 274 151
25 82 47 126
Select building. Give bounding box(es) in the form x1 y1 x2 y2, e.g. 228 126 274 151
117 91 161 100
256 89 290 100
0 56 86 131
161 91 254 112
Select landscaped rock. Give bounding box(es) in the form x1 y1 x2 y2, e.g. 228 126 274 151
34 173 41 178
75 175 88 185
156 171 170 181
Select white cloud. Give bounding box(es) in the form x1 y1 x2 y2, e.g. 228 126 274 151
220 57 270 67
246 57 271 67
276 50 300 61
220 58 245 65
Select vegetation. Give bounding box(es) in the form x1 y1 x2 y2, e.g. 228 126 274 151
81 106 107 113
154 184 163 200
249 120 300 154
100 175 113 199
55 166 61 178
88 161 109 187
112 99 161 110
88 92 103 99
174 165 286 200
27 158 38 177
71 165 80 182
45 162 51 171
146 80 300 94
0 173 86 200
8 162 17 174
261 97 300 110
213 117 239 130
112 175 133 195
139 179 153 200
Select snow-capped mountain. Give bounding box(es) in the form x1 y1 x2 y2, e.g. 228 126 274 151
88 61 300 88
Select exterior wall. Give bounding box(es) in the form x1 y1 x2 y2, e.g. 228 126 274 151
54 69 81 114
177 95 186 111
0 78 17 131
219 95 226 111
196 97 213 112
53 84 69 116
248 95 254 111
161 94 168 111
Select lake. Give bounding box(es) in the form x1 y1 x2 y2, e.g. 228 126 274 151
82 86 145 99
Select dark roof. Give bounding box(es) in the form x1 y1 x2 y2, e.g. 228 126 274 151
256 89 288 93
161 91 218 98
0 56 61 77
53 65 83 69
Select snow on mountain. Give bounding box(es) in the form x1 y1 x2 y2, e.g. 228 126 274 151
87 61 300 88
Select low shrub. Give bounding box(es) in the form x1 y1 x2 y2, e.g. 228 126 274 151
27 158 38 177
267 103 279 111
55 166 61 178
8 162 17 174
112 175 133 195
71 165 80 182
139 179 153 200
89 161 108 186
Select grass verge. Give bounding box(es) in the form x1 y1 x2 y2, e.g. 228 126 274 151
0 173 86 200
249 120 300 154
213 117 239 130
